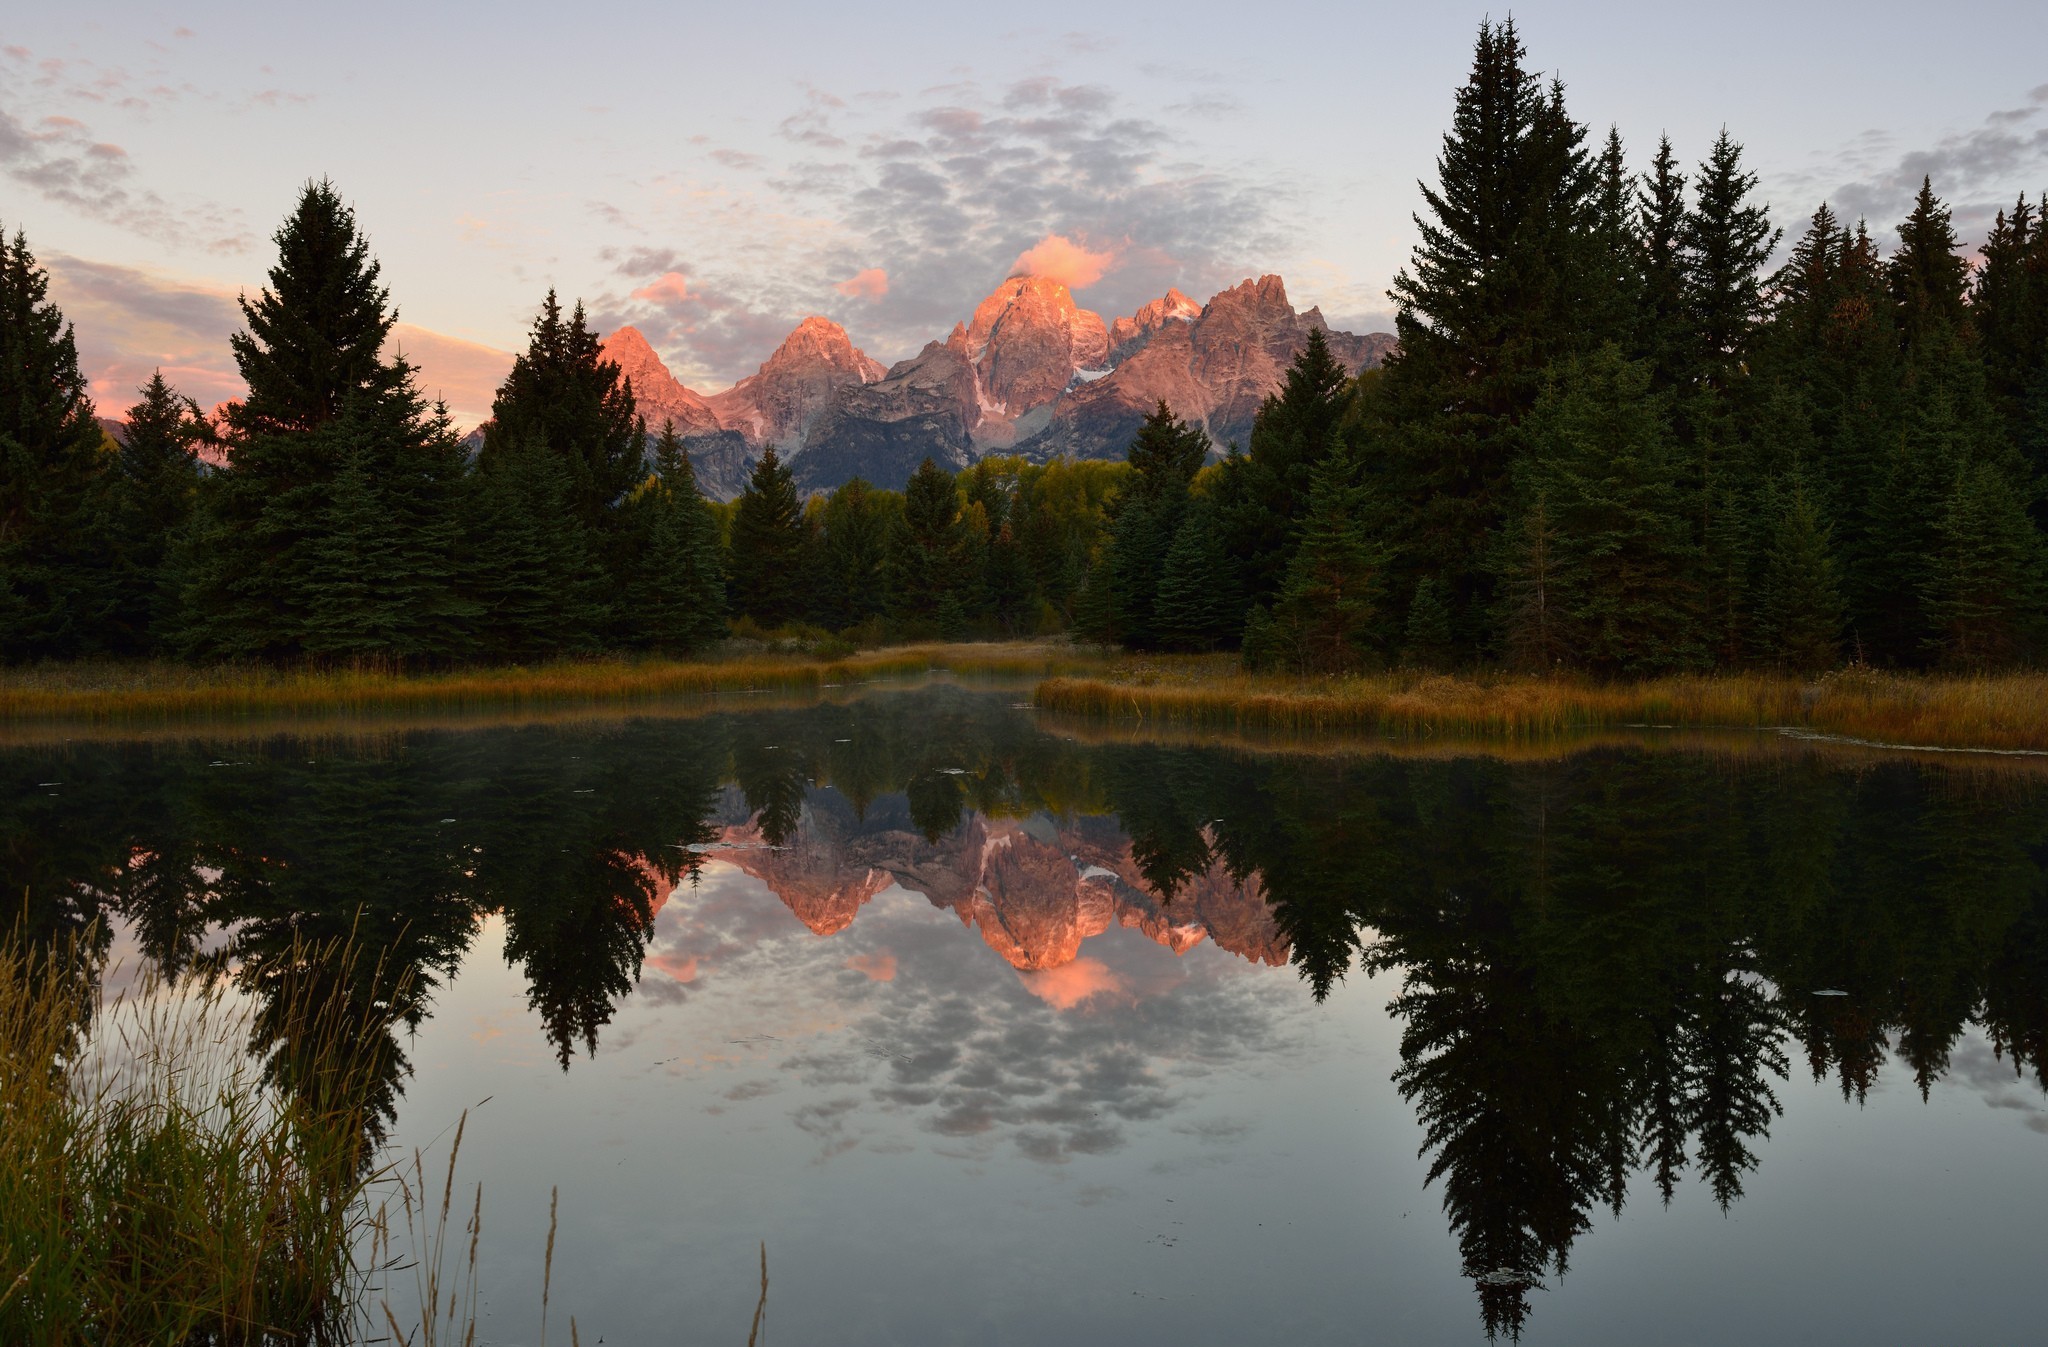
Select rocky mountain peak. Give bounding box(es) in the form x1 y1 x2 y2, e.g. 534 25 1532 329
707 316 887 448
600 325 718 435
1107 287 1203 363
959 275 1110 432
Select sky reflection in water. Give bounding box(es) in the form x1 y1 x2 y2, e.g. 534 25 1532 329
8 685 2048 1344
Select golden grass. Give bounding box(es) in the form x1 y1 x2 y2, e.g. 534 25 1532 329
0 642 1108 731
1032 665 2048 755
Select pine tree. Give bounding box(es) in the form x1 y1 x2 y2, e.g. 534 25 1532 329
816 477 895 629
629 420 727 653
1499 493 1568 670
1921 460 2047 668
1638 136 1691 392
1973 194 2048 464
181 184 471 662
482 290 643 530
1754 476 1845 671
1403 576 1457 668
228 179 400 437
467 428 608 659
1096 404 1209 648
1212 329 1353 610
1153 498 1239 651
727 447 805 627
1891 178 1972 353
1271 450 1390 673
107 373 208 652
299 439 408 659
1515 346 1703 674
1369 19 1607 653
0 226 117 659
1681 130 1779 397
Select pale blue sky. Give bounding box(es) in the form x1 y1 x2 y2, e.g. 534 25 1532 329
5 1 2045 422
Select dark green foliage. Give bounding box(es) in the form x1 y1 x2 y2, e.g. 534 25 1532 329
1083 404 1212 649
1213 330 1354 610
1921 460 2047 668
1498 494 1568 670
1754 476 1845 671
1512 347 1702 674
727 448 805 626
813 477 896 629
1891 178 1972 352
0 226 117 659
1268 450 1390 672
107 374 208 652
1152 498 1239 651
482 291 644 530
467 428 609 659
889 458 970 634
1403 576 1456 668
1681 130 1779 396
627 421 727 653
228 180 400 437
1637 136 1691 392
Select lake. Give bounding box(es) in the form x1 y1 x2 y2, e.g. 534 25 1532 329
9 681 2047 1344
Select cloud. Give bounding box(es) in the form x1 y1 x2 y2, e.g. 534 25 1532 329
1018 956 1127 1010
845 949 896 981
834 267 888 299
1786 84 2048 245
1009 233 1116 290
631 271 693 306
0 97 249 252
386 324 514 428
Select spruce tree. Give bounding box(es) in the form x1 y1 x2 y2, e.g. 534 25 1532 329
1890 178 1972 353
816 477 894 629
1213 328 1353 610
727 447 805 627
630 422 728 653
1754 476 1845 672
1096 404 1209 648
1681 130 1779 397
108 373 208 652
1638 136 1691 392
1271 449 1390 673
1973 194 2048 469
467 428 608 660
1514 346 1703 674
1153 498 1239 651
1499 493 1568 670
0 226 117 659
1369 19 1608 654
888 458 972 635
1921 460 2046 668
482 290 643 530
1403 576 1457 668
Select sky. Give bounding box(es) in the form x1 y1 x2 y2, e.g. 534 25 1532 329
6 0 2048 426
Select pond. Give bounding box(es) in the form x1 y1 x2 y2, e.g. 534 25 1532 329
8 682 2047 1344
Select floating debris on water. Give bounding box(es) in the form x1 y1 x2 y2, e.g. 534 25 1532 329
1814 989 1850 997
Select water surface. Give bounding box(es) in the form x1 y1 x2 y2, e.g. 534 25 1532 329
10 684 2047 1343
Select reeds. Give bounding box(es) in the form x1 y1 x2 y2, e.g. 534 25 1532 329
0 642 1108 729
1032 666 2048 753
0 926 387 1345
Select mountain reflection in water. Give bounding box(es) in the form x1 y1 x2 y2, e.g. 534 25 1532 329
7 685 2047 1340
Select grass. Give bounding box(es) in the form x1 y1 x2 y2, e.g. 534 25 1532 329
0 641 1108 730
0 922 771 1345
1031 664 2048 754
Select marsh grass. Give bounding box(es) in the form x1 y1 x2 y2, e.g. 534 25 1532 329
0 926 394 1345
1033 665 2048 754
0 642 1108 730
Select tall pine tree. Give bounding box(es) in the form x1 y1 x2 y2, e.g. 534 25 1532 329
727 447 806 627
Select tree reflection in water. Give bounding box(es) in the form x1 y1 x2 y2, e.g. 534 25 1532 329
5 689 2045 1338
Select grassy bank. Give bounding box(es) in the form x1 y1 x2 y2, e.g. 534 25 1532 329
1031 666 2048 754
0 642 1104 728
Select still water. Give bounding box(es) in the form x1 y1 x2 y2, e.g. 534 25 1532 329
10 683 2047 1344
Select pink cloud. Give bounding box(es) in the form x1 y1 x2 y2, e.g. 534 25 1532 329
631 271 693 307
834 267 888 299
1009 234 1116 290
845 949 896 981
648 951 699 984
385 324 514 430
1017 956 1127 1011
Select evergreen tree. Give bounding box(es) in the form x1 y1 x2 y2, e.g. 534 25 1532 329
727 447 805 626
1638 136 1691 392
1921 460 2046 668
985 521 1035 635
0 226 117 659
1681 130 1779 397
1754 476 1845 671
1153 498 1239 651
181 184 468 662
1891 178 1972 353
228 179 400 437
1369 19 1608 653
1499 493 1569 670
1403 576 1457 668
1973 194 2048 478
1269 450 1390 673
629 421 727 653
1514 346 1703 674
467 428 608 660
816 477 895 629
107 373 208 652
1212 328 1354 610
1095 404 1209 648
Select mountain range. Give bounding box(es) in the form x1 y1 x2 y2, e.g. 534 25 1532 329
603 275 1395 499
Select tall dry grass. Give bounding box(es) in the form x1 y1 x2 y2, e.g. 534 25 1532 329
0 642 1107 729
1032 667 2048 753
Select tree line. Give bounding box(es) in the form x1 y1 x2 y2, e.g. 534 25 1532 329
0 183 1127 665
1086 19 2048 672
7 17 2047 672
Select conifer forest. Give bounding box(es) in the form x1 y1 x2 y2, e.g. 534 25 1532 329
6 21 2047 676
